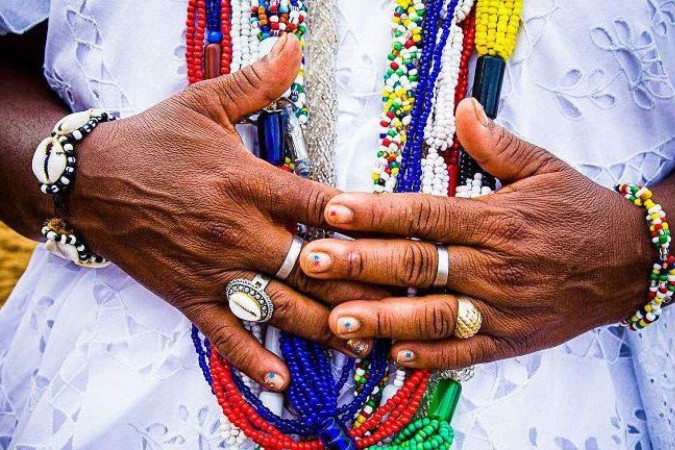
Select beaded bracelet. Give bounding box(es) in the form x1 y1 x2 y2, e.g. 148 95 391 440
616 183 674 330
32 109 115 268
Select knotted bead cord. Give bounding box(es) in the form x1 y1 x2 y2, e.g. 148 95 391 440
420 0 475 196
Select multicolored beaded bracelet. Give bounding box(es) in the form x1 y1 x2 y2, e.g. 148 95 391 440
616 183 673 330
32 110 114 268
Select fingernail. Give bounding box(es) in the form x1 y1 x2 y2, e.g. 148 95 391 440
347 339 371 356
271 34 289 56
471 98 489 127
337 317 361 335
396 349 416 364
264 372 285 391
327 205 353 224
307 252 332 273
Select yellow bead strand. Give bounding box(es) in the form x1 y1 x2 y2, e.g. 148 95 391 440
475 0 523 60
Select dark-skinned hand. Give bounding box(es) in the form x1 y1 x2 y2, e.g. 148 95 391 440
298 97 655 370
66 34 383 390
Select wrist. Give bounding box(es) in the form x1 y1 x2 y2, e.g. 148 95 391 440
30 109 117 267
614 183 673 329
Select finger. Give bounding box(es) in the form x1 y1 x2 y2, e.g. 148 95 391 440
321 192 493 244
456 98 569 184
327 294 499 340
246 230 391 305
185 302 291 391
261 158 341 228
261 273 374 358
197 33 302 125
391 335 515 370
299 238 490 293
222 269 373 357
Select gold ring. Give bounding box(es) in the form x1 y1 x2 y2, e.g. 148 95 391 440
454 297 482 339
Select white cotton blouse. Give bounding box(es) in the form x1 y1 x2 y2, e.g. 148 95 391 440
1 1 674 449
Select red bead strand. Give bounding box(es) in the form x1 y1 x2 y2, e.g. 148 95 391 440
220 0 233 75
446 7 475 196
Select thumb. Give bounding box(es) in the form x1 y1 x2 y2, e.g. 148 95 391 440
456 97 568 184
193 33 302 125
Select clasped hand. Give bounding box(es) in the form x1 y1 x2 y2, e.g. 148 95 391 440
67 33 653 391
298 98 653 371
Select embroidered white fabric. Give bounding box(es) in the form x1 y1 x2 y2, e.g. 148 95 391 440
0 0 674 448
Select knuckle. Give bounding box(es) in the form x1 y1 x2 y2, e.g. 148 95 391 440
491 124 522 159
408 197 439 237
345 248 366 279
423 301 455 339
497 211 527 241
436 345 463 369
375 310 394 337
495 260 528 292
396 244 434 287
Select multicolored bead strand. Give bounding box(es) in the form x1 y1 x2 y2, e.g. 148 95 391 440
397 0 460 194
420 0 475 196
373 0 426 194
616 184 674 330
445 8 475 196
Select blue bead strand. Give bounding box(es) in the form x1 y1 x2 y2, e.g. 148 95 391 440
206 0 223 43
191 325 213 387
396 0 443 193
397 0 460 193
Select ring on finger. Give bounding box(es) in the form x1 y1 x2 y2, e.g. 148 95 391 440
227 274 274 323
433 244 449 288
454 296 482 339
275 235 304 281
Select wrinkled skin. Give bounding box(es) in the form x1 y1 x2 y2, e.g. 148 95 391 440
298 97 664 369
66 35 384 390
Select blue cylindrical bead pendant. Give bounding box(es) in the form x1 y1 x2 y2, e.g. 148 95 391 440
319 417 357 450
258 109 286 166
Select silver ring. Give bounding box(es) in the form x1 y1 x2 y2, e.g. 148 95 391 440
433 245 449 288
275 235 304 281
227 274 274 323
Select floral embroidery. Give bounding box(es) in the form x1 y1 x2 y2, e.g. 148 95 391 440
539 67 618 119
647 0 675 37
591 19 674 109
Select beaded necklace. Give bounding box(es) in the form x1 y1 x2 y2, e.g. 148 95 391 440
187 0 525 448
455 0 523 197
187 3 428 448
397 0 459 194
372 0 426 194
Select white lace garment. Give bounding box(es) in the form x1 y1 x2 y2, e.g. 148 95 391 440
0 0 674 448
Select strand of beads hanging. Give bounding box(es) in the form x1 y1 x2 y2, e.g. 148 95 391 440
420 0 475 196
209 349 431 449
456 0 523 196
615 184 674 330
445 7 475 196
204 0 232 78
187 0 207 83
230 0 258 71
372 0 426 194
396 0 460 194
